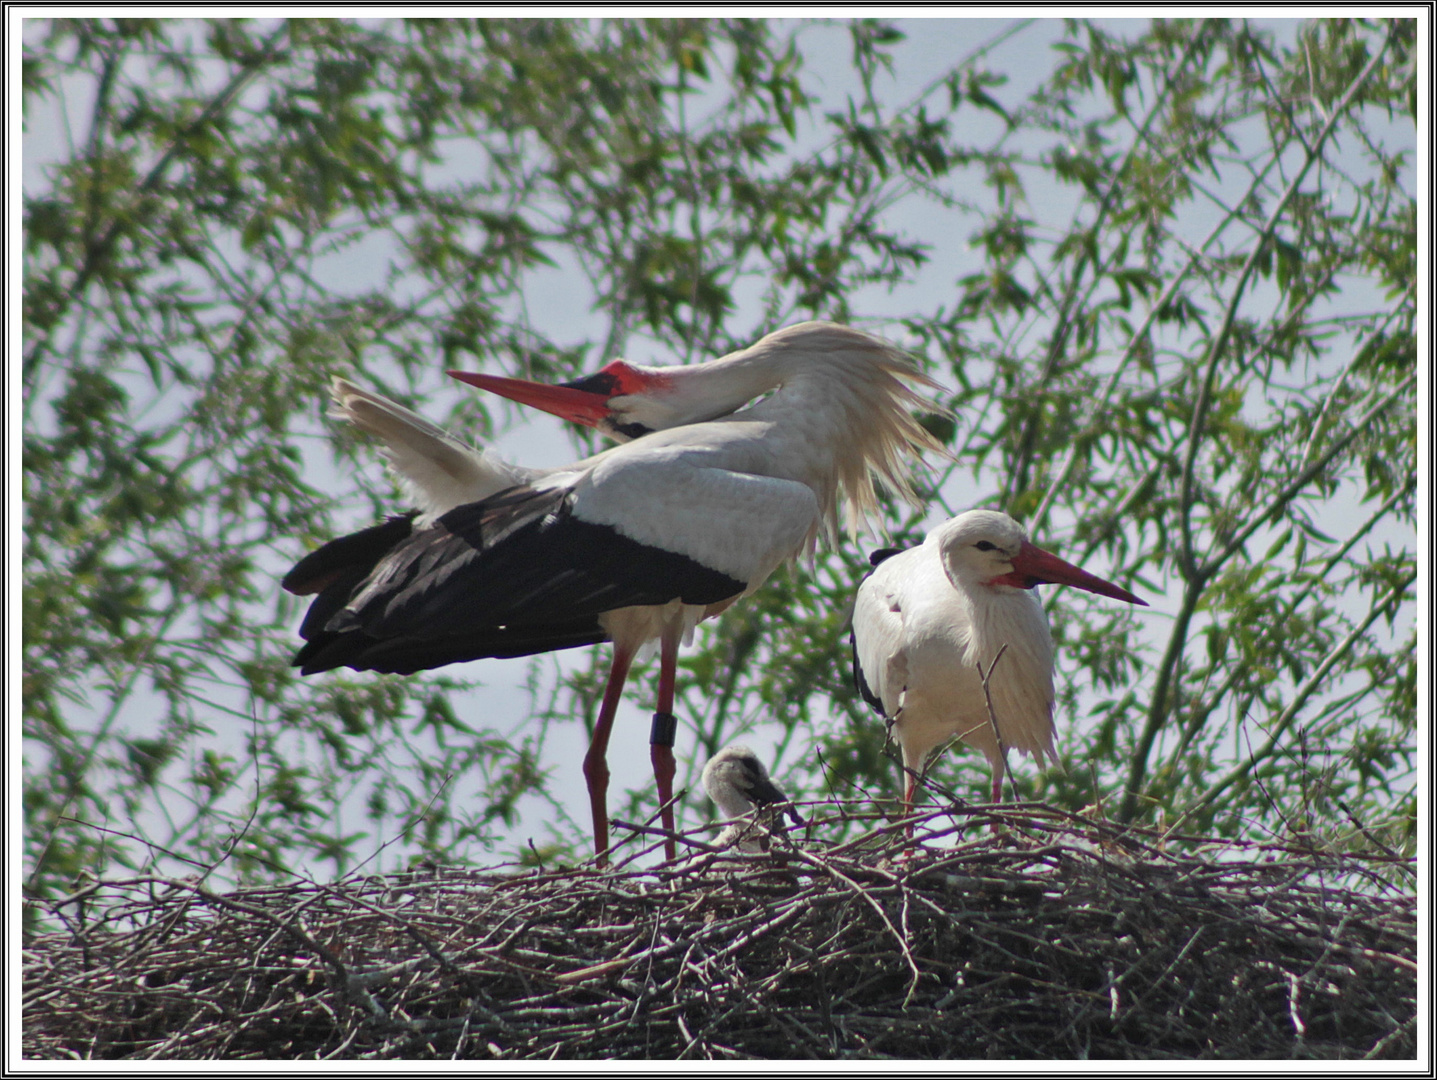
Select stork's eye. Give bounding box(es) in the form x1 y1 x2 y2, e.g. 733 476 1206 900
975 541 997 552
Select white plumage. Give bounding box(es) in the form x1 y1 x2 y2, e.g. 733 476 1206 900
852 510 1145 817
287 321 941 861
327 379 535 522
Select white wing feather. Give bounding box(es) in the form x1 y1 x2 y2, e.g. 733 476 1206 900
572 453 821 588
852 553 918 718
330 378 534 518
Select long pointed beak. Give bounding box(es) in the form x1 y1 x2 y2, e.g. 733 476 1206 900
1012 541 1148 606
446 370 613 428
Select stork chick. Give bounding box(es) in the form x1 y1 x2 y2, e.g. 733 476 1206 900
701 745 799 853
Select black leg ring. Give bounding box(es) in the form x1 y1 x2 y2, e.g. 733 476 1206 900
650 712 678 748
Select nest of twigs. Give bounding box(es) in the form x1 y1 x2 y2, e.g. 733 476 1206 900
23 801 1416 1060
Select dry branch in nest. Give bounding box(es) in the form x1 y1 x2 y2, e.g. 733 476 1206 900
23 802 1416 1060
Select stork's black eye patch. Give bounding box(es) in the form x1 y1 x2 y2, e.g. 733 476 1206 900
975 541 997 552
561 370 623 396
608 420 653 440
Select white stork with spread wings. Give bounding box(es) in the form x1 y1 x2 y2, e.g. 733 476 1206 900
285 322 941 861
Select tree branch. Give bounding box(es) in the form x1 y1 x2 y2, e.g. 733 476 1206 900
1008 23 1211 507
1176 25 1397 580
1121 26 1400 824
23 20 289 382
1165 569 1415 831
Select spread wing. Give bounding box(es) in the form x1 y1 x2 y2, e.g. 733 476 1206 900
330 378 536 517
290 482 749 675
283 511 419 643
288 439 824 677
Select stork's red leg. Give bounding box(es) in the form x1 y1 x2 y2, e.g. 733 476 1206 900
584 643 635 864
895 771 920 858
903 770 920 840
649 626 682 861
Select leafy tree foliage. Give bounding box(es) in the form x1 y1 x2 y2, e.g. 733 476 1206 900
23 17 1416 909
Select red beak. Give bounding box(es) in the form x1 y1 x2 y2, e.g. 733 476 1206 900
446 370 615 428
1008 541 1147 606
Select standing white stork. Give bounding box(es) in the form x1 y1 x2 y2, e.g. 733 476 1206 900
701 745 800 853
284 322 940 862
850 509 1146 824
